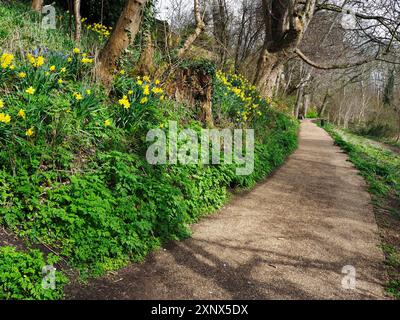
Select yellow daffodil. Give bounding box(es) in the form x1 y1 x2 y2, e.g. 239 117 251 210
1 53 14 69
17 109 26 119
140 97 148 104
143 85 150 96
143 75 150 82
0 100 4 108
26 127 34 137
0 112 11 124
81 57 93 64
36 56 44 67
60 67 66 73
86 89 91 95
25 86 35 95
18 72 27 78
49 65 56 71
73 48 80 54
128 90 133 95
137 80 143 86
118 96 130 109
104 119 112 127
27 54 45 68
155 79 160 85
73 92 83 101
67 57 72 63
152 87 163 95
119 70 125 75
58 78 63 84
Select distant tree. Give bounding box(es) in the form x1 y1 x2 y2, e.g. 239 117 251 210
383 69 395 106
73 0 82 43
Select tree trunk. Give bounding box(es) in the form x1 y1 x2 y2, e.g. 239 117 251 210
253 0 317 97
137 31 155 76
73 0 82 43
32 0 43 12
234 3 246 73
318 92 330 117
97 0 147 86
396 110 400 142
253 49 282 98
303 94 311 118
294 86 304 119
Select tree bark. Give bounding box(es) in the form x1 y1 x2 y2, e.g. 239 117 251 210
303 94 311 118
318 92 330 117
396 113 400 142
137 31 155 76
253 0 316 97
294 86 304 119
32 0 43 12
73 0 82 43
253 49 283 98
97 0 147 86
177 0 205 58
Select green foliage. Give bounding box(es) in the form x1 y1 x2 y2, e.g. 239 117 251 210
306 107 318 119
179 59 216 77
0 246 67 300
356 122 395 138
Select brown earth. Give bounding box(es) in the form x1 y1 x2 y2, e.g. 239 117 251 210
66 120 387 300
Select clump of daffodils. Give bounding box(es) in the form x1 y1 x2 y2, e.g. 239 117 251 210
118 95 130 109
1 53 14 69
27 54 44 68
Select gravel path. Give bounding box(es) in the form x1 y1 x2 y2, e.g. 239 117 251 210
66 120 386 300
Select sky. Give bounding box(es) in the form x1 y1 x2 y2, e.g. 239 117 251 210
156 0 192 21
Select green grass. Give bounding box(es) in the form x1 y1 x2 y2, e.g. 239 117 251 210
323 123 400 299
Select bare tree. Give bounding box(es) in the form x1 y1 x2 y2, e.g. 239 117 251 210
177 0 205 58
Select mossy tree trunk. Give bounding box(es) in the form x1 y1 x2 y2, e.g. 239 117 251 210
97 0 147 86
137 31 155 76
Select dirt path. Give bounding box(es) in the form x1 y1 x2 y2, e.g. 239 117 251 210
66 120 386 300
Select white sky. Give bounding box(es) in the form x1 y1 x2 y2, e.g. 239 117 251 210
156 0 192 20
